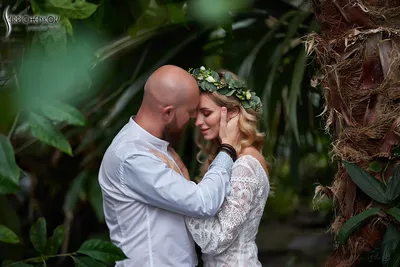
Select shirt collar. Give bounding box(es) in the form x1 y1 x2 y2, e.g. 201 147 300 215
128 116 169 150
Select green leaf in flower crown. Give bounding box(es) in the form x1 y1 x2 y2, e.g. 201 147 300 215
217 88 229 95
226 89 236 96
235 93 243 100
233 79 245 88
242 100 251 109
192 68 200 76
223 73 235 88
201 81 217 92
223 72 233 81
207 83 217 92
250 93 259 102
210 71 220 82
199 80 208 91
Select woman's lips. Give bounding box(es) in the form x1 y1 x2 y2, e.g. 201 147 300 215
201 129 209 134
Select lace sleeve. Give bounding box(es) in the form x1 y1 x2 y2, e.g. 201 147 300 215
185 157 261 255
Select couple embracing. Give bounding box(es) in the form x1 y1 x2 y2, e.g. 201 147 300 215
98 65 271 267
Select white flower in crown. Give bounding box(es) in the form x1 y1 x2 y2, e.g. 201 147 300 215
246 91 252 100
200 66 206 71
198 75 203 80
206 76 216 83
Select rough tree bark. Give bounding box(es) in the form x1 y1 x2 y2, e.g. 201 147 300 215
307 0 400 266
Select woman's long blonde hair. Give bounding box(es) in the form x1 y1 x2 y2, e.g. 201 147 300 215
195 71 266 177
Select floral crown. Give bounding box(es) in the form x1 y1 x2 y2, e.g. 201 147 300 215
188 66 262 113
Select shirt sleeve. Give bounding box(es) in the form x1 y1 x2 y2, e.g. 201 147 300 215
122 150 233 217
184 157 262 255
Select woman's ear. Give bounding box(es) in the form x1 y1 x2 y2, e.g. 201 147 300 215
228 107 239 119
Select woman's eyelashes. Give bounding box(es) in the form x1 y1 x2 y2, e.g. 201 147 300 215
202 111 211 117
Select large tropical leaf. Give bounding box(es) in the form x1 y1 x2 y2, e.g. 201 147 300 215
77 239 128 263
342 161 388 204
338 208 380 245
29 112 73 156
38 101 86 127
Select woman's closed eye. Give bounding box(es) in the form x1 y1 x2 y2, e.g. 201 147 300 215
202 111 211 117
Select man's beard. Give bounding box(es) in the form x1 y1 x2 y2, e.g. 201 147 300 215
162 118 186 148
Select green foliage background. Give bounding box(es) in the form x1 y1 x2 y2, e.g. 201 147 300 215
0 0 336 266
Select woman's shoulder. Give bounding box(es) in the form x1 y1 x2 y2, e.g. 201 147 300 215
237 147 269 177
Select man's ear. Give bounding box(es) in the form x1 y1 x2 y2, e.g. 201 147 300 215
228 107 239 119
162 106 174 122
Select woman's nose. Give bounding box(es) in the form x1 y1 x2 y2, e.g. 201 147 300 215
195 116 202 127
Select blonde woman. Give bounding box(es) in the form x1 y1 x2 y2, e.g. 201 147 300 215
153 66 270 266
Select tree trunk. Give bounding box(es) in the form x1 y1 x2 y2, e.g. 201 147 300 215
307 0 400 266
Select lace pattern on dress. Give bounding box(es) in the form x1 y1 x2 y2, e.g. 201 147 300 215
185 155 270 267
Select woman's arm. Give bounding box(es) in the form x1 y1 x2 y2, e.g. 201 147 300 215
185 157 264 255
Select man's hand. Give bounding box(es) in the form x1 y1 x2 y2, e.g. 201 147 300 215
219 107 240 148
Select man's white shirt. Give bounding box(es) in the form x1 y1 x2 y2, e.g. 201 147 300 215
98 117 233 267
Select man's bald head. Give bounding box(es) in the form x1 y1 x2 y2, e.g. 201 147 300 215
143 65 199 108
136 65 200 146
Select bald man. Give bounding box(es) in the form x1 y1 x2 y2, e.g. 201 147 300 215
98 65 240 267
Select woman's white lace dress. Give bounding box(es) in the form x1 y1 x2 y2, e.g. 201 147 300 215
185 155 270 267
